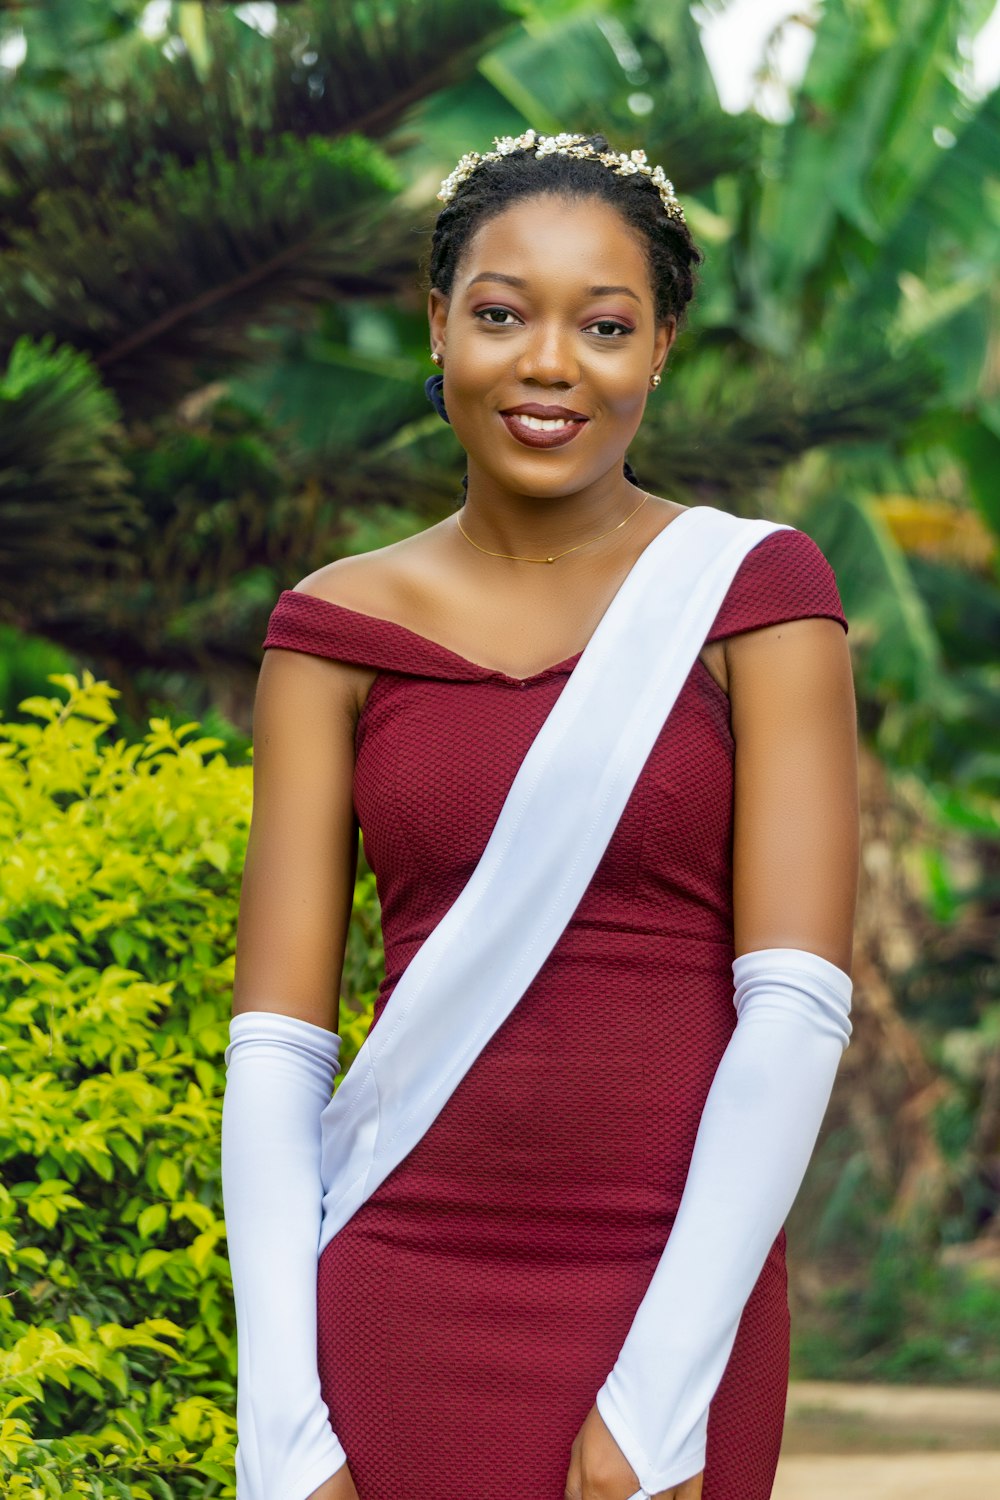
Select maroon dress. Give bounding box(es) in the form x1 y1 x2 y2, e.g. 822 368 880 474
261 525 848 1500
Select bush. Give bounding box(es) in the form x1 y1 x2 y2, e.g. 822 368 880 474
792 1225 1000 1384
0 672 381 1495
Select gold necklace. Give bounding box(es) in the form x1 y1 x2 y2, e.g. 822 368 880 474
456 492 649 564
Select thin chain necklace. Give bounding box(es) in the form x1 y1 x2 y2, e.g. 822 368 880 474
456 492 649 564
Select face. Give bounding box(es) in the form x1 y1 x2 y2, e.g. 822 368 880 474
427 192 675 501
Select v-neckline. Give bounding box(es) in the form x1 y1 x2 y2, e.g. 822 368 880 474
288 505 701 687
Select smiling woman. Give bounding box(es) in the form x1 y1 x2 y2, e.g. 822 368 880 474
424 131 699 533
222 131 859 1500
433 209 668 485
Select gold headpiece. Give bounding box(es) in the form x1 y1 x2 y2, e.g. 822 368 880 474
436 129 686 226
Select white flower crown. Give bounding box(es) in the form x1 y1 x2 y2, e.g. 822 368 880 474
436 129 686 225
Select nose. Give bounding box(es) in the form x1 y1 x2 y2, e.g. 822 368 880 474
514 319 579 389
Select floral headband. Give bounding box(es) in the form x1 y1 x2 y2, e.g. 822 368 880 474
436 129 686 226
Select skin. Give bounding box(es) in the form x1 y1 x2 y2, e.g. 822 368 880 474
237 188 859 1500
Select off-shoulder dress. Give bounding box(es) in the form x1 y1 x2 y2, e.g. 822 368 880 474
260 522 848 1500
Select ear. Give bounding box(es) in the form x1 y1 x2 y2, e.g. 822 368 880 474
652 315 678 380
428 287 450 357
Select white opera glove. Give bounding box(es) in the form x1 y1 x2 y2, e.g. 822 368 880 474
221 1010 349 1500
595 946 852 1498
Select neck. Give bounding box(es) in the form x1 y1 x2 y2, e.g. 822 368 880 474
459 466 646 559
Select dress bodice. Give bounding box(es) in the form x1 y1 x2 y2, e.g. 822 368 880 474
262 525 848 1017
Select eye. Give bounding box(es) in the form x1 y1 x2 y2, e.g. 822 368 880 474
474 306 523 326
586 318 634 338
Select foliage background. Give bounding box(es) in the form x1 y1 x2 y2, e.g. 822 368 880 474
1 0 999 1491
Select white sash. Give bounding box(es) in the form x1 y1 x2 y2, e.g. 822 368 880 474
317 506 790 1254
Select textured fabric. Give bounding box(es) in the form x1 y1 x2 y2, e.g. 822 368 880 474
312 511 789 1255
221 1012 348 1500
596 947 852 1494
261 523 848 1500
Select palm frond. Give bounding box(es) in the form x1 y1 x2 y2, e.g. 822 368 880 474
630 344 942 503
0 336 140 608
0 135 413 412
0 0 521 235
268 0 522 142
2 371 458 664
16 446 460 684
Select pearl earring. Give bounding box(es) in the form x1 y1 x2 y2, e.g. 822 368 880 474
431 350 443 366
649 372 662 389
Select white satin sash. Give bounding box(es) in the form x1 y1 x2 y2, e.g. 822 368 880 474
317 505 790 1254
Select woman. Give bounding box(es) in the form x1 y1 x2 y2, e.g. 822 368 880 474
222 131 859 1500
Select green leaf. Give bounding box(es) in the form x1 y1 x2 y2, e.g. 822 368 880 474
480 13 628 134
137 1203 168 1238
803 488 943 701
156 1159 182 1200
108 929 136 967
136 1248 171 1282
955 411 1000 537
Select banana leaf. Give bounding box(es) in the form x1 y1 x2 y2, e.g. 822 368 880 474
801 487 943 702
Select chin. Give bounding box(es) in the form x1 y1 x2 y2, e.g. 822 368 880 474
477 443 613 494
489 464 598 498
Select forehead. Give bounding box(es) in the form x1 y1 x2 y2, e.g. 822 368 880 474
456 192 652 300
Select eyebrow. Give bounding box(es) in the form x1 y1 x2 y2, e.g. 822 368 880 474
466 272 641 303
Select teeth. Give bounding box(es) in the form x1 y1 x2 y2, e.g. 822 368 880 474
514 414 576 430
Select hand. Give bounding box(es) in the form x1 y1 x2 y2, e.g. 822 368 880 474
305 1463 361 1500
564 1403 704 1500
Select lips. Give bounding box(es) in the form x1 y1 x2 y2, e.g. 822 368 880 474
500 404 590 450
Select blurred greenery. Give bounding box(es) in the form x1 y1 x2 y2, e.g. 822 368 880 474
793 1226 1000 1384
1 0 999 1486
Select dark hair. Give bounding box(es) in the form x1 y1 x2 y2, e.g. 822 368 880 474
427 133 704 329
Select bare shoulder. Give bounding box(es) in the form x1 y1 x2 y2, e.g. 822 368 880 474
260 527 446 732
726 613 851 673
293 518 452 618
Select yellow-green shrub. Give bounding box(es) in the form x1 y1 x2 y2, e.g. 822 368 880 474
0 672 382 1495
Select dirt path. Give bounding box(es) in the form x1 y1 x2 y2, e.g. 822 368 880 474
774 1452 1000 1497
773 1381 1000 1498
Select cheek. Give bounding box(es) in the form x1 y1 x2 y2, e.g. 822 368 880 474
599 364 650 418
608 374 647 407
580 334 654 411
444 337 507 404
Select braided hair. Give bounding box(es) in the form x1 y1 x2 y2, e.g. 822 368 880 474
423 133 704 487
428 132 703 330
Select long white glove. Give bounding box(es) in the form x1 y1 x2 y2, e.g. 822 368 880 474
221 1010 349 1500
595 946 853 1498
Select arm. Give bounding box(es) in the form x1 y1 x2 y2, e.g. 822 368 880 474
222 641 367 1500
592 614 860 1496
231 641 362 1032
729 613 858 972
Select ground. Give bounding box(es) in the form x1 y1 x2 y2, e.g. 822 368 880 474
774 1381 1000 1498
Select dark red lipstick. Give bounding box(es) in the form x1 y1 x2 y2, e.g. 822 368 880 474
500 403 589 450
